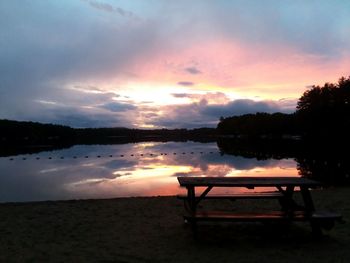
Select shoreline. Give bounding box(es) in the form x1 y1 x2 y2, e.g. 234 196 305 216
0 195 176 205
0 188 349 262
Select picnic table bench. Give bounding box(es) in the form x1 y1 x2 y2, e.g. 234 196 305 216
177 176 342 237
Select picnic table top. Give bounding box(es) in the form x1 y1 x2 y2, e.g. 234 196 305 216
177 176 321 188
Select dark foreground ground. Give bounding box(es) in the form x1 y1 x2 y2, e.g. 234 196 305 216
0 187 349 262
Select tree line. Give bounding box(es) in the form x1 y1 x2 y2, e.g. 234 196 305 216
217 76 350 139
0 119 217 147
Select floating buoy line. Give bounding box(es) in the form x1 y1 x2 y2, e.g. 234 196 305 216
6 151 218 161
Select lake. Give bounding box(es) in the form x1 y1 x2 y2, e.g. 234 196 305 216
0 141 302 202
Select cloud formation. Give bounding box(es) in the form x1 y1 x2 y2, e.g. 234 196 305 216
0 1 349 128
81 0 135 18
185 67 201 74
202 99 284 118
99 102 137 112
172 92 230 104
142 96 292 129
177 81 195 86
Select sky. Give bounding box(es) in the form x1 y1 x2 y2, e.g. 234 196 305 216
1 0 350 128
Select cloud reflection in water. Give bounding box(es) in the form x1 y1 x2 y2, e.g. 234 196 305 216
0 142 298 202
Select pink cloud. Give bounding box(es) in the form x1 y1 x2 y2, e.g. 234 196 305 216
124 37 350 100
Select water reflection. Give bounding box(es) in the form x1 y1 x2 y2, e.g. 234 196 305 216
0 142 298 202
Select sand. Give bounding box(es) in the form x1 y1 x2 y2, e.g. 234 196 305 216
0 187 349 262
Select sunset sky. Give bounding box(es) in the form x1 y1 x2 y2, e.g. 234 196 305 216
1 0 349 128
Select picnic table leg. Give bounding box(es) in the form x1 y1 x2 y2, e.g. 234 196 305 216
187 186 196 212
185 186 199 237
195 186 213 206
277 186 298 211
184 186 213 213
300 186 322 236
300 186 315 211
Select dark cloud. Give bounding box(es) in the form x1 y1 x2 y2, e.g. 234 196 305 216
147 98 291 128
143 112 159 118
21 97 139 128
171 92 229 104
99 102 137 112
82 0 135 18
172 93 189 98
171 93 201 99
177 81 194 86
185 67 201 74
202 99 284 118
86 1 114 12
0 1 156 125
210 1 350 57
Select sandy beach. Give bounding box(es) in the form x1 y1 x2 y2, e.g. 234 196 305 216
0 187 349 262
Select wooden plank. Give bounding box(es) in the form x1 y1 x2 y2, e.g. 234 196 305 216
177 192 284 200
311 211 343 230
178 176 321 188
184 210 342 223
185 211 342 221
184 210 309 222
311 211 342 221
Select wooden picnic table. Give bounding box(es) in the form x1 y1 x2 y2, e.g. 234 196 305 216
177 176 342 237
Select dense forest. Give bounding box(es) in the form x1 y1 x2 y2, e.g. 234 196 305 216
218 76 350 139
0 119 217 146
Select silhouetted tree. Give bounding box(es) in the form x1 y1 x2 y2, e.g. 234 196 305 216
296 76 350 137
217 76 350 139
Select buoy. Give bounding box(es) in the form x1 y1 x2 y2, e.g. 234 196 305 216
85 156 89 158
109 155 113 157
36 157 40 160
97 155 101 158
73 156 77 159
48 157 52 159
120 155 124 157
9 158 13 161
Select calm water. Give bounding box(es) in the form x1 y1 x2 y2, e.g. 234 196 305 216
0 141 299 202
